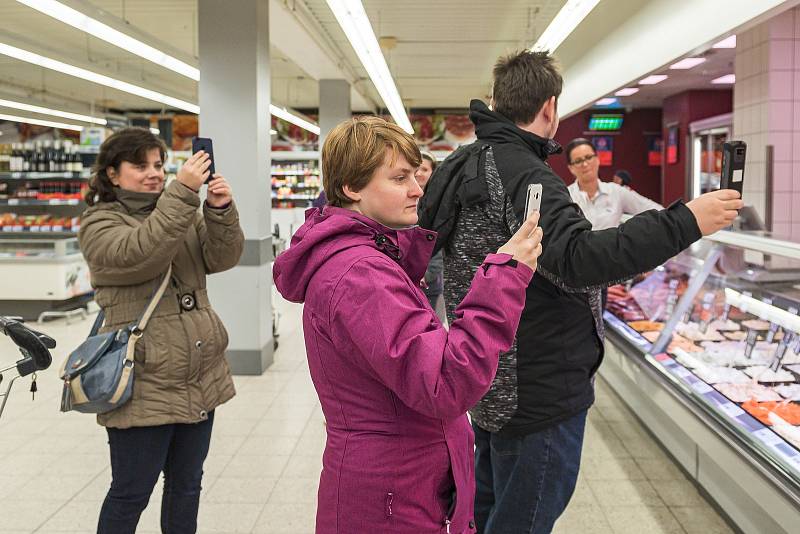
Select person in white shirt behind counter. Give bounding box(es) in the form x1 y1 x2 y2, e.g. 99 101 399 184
565 138 663 230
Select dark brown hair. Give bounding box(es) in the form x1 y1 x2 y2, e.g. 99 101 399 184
84 127 167 206
565 138 595 165
322 116 421 208
492 50 563 125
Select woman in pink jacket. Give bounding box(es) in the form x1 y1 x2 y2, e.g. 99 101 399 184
273 116 542 534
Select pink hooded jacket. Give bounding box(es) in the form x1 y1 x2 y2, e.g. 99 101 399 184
273 206 533 533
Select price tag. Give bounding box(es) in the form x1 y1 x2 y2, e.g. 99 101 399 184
52 225 63 231
691 381 713 394
753 428 785 447
674 367 693 379
2 226 10 232
7 198 18 205
718 402 745 417
12 225 22 232
30 226 40 232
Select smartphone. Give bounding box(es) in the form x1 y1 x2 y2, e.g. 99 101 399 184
524 183 543 219
191 137 216 183
720 141 746 195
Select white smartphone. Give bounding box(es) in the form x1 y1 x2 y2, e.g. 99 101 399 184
524 183 543 219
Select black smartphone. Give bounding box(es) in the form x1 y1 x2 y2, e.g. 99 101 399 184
191 137 216 183
720 141 746 195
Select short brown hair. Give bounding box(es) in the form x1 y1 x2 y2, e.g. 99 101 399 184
492 50 563 125
85 127 167 206
322 116 421 208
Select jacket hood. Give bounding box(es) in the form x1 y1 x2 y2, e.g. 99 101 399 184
273 206 437 303
469 99 563 160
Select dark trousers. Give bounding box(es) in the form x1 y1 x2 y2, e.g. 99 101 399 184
97 411 215 534
473 409 588 534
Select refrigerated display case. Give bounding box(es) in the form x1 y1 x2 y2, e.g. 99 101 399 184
602 230 800 534
689 113 732 200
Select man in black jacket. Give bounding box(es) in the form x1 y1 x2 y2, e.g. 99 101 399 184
420 51 742 534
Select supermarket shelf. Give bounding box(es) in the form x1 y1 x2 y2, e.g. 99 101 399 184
271 151 320 161
0 171 89 180
0 199 83 206
271 194 316 200
272 171 320 176
0 230 78 237
271 183 318 188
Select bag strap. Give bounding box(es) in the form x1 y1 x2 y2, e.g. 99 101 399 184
134 264 173 333
89 265 173 339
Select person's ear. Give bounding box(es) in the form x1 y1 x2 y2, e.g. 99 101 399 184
543 96 557 124
342 184 361 203
107 166 119 186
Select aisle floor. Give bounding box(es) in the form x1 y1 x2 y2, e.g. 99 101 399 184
0 296 734 534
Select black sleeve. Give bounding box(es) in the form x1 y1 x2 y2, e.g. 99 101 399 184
509 167 702 290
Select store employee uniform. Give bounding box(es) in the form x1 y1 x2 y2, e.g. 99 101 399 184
567 180 663 230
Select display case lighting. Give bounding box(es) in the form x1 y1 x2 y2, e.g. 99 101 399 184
0 98 106 125
325 0 412 133
713 35 737 49
0 112 83 131
712 74 735 84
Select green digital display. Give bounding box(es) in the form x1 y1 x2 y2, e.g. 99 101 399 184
588 114 624 131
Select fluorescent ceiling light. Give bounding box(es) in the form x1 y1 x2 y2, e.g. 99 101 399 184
0 43 320 134
0 112 83 131
670 57 706 70
16 0 199 80
326 0 412 133
713 35 736 49
639 75 668 85
595 98 617 106
532 0 601 53
0 42 199 113
270 105 320 135
615 87 639 96
712 74 735 84
0 98 106 125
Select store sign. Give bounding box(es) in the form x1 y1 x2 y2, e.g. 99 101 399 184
667 125 679 164
591 136 613 166
648 136 663 166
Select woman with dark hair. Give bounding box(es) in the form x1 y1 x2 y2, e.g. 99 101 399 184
79 127 244 534
613 169 632 188
416 151 447 323
565 137 662 230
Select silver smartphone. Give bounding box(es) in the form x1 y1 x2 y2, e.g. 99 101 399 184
524 183 543 219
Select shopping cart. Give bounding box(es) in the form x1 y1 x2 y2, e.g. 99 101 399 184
0 316 54 420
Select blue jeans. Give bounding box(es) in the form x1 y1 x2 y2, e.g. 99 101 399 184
97 411 215 534
473 409 588 534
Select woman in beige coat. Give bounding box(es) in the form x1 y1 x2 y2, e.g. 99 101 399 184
78 127 244 534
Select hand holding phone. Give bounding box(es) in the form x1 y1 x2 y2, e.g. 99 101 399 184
524 183 543 219
720 141 746 195
191 137 216 184
177 148 212 191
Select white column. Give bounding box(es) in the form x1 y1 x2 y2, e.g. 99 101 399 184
199 0 273 374
319 79 351 149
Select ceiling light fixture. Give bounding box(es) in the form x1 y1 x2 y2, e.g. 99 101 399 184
0 42 199 113
270 105 320 135
712 74 735 84
0 98 106 125
16 0 200 80
670 57 706 70
639 75 668 85
0 111 83 131
532 0 601 53
325 0 412 133
615 88 639 96
713 35 737 49
0 42 320 134
595 98 617 106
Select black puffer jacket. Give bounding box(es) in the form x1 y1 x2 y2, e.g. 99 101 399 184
425 100 702 436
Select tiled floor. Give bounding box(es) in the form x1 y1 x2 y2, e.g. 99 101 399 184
0 296 734 533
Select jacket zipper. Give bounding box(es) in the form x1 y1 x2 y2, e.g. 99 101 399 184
385 492 394 518
445 490 456 533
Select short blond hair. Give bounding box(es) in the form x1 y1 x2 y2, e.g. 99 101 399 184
322 116 421 208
